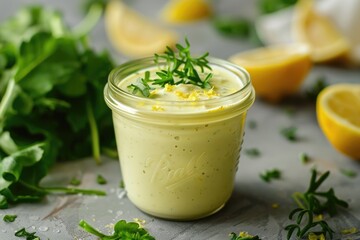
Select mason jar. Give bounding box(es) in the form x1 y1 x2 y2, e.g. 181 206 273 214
104 56 255 220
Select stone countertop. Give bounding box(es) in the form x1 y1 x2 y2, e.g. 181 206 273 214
0 0 359 239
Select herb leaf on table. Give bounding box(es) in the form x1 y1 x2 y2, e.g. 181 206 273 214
0 4 114 208
79 219 156 240
285 169 349 239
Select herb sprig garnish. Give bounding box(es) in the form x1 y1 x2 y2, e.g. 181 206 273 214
285 169 349 239
128 38 213 97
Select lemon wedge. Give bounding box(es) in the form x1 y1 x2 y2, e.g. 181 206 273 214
229 44 312 102
104 0 178 58
293 0 350 63
161 0 212 24
317 84 360 160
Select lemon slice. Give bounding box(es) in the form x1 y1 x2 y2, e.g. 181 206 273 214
317 84 360 160
229 44 312 102
104 0 178 57
161 0 212 24
293 0 350 62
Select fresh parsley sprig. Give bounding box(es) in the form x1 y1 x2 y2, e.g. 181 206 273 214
0 4 114 209
128 38 213 97
79 219 155 240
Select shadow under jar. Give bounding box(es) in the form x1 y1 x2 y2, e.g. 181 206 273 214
104 57 255 220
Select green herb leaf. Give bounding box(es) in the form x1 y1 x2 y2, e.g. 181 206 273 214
339 168 357 178
244 148 261 157
281 126 298 141
286 169 349 239
258 0 298 14
14 228 40 240
260 169 281 183
0 3 114 208
127 38 213 97
247 120 257 129
79 219 156 240
119 179 125 189
305 76 328 100
97 174 107 185
212 17 251 37
3 214 17 223
69 177 82 186
299 152 310 164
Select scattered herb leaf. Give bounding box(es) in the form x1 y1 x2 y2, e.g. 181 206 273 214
14 228 40 240
69 177 81 186
248 120 257 129
260 169 281 183
212 17 251 37
3 214 17 223
229 232 261 240
97 174 107 185
244 148 261 157
281 126 298 141
128 38 213 97
283 106 296 117
119 180 125 189
339 168 357 178
258 0 298 14
79 219 155 240
285 198 334 239
305 77 328 100
299 152 310 164
285 169 349 239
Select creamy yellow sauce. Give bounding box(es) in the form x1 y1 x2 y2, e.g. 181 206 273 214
112 64 250 220
118 65 243 112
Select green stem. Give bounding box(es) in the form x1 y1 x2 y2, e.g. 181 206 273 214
86 99 101 164
0 78 16 122
79 220 107 238
72 3 103 38
101 147 118 159
292 192 306 209
18 180 106 196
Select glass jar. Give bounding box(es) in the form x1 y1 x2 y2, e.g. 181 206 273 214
104 57 255 220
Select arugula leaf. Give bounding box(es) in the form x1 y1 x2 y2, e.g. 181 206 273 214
79 219 156 240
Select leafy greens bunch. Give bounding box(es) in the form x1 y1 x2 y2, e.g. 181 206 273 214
0 3 116 208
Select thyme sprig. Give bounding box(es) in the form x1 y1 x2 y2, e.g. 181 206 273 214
128 38 213 97
285 169 349 239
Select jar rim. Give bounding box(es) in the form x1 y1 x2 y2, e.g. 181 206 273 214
104 56 255 118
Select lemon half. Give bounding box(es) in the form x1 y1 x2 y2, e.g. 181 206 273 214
161 0 212 24
229 44 312 102
104 0 178 58
317 84 360 160
293 0 350 63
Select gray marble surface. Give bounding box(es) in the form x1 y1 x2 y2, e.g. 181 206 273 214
0 0 360 239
